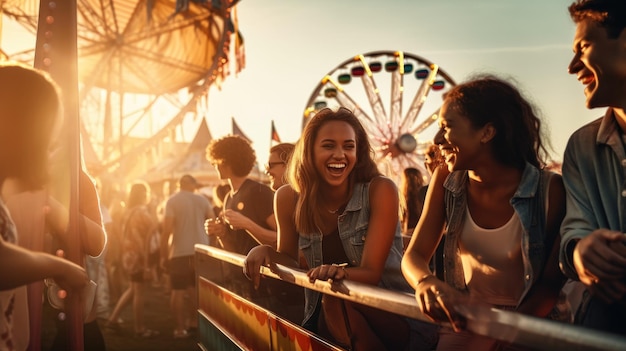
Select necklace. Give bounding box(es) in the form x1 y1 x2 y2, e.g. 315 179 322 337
324 193 350 215
328 207 341 214
327 202 347 214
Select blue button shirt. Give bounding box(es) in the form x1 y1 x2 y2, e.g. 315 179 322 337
560 108 626 280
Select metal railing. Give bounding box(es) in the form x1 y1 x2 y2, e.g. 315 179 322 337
195 244 626 351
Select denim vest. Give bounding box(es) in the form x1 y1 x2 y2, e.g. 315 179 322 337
442 163 552 307
298 179 410 326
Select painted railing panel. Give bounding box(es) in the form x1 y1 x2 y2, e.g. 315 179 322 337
196 244 626 351
198 277 343 351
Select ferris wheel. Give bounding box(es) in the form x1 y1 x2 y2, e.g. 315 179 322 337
303 50 456 181
1 0 241 183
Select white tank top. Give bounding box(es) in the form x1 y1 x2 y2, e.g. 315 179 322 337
458 206 525 306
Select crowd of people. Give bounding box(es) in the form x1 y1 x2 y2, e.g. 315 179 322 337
0 0 625 350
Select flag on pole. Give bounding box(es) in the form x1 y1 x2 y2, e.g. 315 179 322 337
271 120 281 144
232 116 252 144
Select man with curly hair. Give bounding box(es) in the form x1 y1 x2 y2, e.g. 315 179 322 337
206 135 277 255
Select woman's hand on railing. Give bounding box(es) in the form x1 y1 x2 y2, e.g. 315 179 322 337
415 275 466 332
243 244 277 290
197 245 626 351
307 263 348 283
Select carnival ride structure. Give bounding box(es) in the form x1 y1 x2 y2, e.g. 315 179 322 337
304 50 456 182
0 0 243 187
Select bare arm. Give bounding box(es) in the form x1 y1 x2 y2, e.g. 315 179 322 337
223 210 277 248
161 215 173 263
76 170 106 256
0 237 88 291
46 195 106 257
402 167 448 288
244 186 299 289
401 167 466 329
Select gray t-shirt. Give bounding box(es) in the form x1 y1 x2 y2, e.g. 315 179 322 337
165 190 213 258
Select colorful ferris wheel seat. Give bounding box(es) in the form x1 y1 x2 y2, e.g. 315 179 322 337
432 80 446 90
415 68 429 79
351 66 365 76
403 63 414 74
384 61 399 72
338 73 352 84
324 88 338 98
369 61 382 72
314 101 328 110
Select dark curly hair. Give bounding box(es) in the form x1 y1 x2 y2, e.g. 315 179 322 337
568 0 626 38
206 135 257 177
443 75 550 170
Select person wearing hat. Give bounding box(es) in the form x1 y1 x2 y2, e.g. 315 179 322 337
161 174 213 338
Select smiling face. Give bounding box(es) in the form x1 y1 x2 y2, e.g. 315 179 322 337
266 151 286 190
568 19 626 109
434 101 488 172
313 120 357 187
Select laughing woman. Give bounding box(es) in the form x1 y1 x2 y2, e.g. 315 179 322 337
401 76 568 350
244 108 437 351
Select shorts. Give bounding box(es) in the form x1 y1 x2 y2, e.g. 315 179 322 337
148 251 159 267
168 255 196 290
130 270 144 283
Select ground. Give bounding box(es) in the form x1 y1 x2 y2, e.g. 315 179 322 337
41 283 199 351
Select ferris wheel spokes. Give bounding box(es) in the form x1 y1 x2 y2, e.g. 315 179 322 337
323 76 387 140
334 93 386 141
390 73 403 132
400 64 439 132
356 55 388 129
408 110 440 136
389 52 405 134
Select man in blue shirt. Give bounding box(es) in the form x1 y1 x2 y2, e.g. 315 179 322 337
560 0 626 335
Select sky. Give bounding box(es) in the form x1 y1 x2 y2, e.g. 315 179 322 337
203 0 599 165
1 0 601 167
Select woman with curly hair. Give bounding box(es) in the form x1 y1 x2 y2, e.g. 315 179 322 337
243 108 438 350
402 75 568 350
